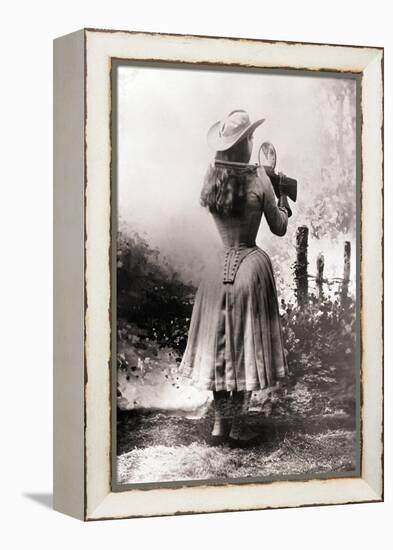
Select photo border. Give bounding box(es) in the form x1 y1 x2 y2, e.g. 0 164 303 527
110 59 363 492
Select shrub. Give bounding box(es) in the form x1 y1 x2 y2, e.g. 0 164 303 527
280 291 356 365
117 228 195 353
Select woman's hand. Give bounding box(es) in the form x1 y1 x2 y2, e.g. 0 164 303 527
278 194 292 217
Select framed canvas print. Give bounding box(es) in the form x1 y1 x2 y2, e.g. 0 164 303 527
53 28 384 520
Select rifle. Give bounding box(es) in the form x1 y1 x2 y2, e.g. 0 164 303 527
214 142 297 204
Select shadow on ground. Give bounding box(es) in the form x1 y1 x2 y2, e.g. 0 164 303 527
23 493 53 509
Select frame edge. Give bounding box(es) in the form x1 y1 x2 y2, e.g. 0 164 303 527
53 29 86 521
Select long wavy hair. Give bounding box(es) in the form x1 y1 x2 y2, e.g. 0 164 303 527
200 136 251 217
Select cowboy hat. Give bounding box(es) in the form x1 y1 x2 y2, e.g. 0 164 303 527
207 110 265 151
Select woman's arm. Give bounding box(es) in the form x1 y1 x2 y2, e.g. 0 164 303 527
257 166 289 237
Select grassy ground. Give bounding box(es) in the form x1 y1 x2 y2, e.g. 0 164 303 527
117 410 356 484
117 351 358 485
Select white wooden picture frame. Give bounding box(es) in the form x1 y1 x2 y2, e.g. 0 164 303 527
53 28 383 521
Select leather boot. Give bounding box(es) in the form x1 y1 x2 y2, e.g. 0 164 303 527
211 391 232 441
229 390 259 446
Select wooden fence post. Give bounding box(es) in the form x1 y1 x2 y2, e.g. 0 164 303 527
295 225 309 308
343 241 351 282
341 241 351 304
316 252 325 299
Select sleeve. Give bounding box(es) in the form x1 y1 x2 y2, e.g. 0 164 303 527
256 166 288 237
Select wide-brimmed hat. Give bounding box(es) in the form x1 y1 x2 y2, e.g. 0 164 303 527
207 110 265 151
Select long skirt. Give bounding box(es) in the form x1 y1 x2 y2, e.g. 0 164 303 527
179 247 288 392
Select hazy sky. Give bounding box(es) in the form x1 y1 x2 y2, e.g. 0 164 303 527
116 64 356 288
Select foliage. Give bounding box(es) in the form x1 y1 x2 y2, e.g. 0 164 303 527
277 290 357 415
117 228 195 354
280 291 356 364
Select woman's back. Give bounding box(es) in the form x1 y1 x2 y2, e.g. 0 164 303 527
211 167 288 250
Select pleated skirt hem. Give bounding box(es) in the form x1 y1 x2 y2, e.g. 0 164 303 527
182 372 287 392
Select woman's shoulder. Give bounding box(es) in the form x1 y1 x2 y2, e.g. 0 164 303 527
256 165 272 187
247 166 271 199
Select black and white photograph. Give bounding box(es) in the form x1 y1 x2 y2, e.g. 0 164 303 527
113 62 359 487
